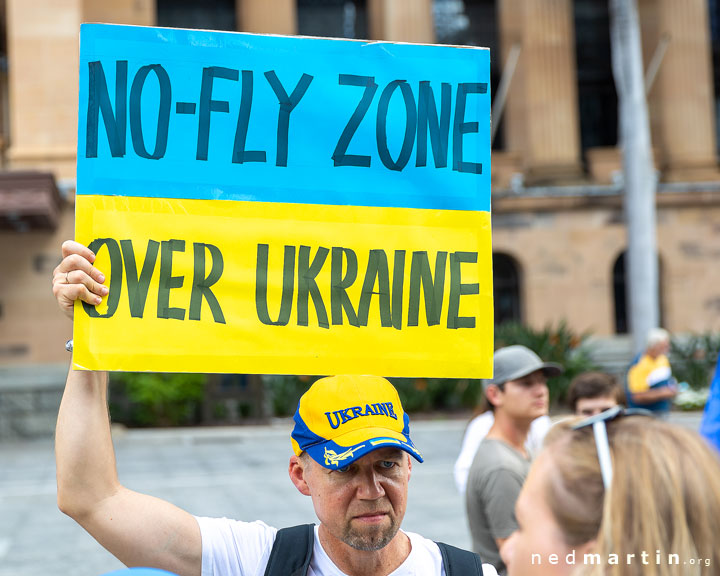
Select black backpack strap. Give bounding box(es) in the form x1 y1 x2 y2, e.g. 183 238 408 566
436 541 484 576
263 524 315 576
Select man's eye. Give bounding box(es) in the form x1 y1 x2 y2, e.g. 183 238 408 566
380 461 397 469
337 465 351 473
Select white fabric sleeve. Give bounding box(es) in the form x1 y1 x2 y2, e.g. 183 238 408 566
482 562 499 575
406 531 499 576
453 412 494 494
195 516 277 576
525 415 552 456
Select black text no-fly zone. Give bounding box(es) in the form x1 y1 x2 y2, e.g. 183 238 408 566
86 61 487 174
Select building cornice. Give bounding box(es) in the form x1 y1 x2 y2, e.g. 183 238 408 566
492 182 720 213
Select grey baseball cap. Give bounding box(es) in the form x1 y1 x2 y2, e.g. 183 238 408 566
483 345 563 390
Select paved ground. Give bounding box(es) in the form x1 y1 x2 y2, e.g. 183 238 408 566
0 412 704 576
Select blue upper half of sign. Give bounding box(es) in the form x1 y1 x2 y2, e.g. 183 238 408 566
78 24 491 212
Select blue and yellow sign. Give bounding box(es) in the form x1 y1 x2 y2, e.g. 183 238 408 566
74 23 493 378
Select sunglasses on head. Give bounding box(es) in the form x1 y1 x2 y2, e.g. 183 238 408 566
571 405 654 490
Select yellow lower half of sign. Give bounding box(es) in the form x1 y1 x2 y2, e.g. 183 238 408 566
74 195 493 378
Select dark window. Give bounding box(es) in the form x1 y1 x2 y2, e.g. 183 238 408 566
613 252 627 334
157 0 236 31
709 0 720 154
297 0 368 39
574 0 617 152
493 252 521 326
613 250 664 334
437 0 503 149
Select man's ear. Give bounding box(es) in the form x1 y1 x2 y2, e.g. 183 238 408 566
288 454 312 496
486 384 504 408
407 454 412 481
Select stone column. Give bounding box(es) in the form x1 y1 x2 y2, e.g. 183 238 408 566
644 0 718 181
237 0 296 35
368 0 434 43
6 0 83 178
498 0 583 185
5 0 155 179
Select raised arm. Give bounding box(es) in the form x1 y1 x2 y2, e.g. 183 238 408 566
53 241 202 576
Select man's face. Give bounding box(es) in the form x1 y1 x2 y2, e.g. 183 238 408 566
649 340 670 357
295 447 410 552
575 395 618 417
496 369 549 421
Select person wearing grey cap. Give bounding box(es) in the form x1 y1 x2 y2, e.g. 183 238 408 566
465 345 562 575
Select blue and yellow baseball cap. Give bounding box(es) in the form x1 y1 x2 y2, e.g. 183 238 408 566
291 375 423 469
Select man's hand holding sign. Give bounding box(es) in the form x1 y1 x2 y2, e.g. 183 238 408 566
54 24 496 576
53 240 108 319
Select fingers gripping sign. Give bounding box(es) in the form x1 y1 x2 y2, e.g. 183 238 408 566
52 240 109 319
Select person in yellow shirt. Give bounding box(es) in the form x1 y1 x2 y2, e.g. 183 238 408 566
627 328 678 416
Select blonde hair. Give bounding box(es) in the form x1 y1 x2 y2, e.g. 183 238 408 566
543 417 720 576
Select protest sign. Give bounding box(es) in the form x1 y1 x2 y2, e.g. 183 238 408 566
74 23 493 378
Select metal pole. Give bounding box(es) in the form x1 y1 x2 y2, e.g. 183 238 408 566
609 0 659 354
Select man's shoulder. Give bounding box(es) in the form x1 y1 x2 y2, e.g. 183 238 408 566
467 439 528 487
196 516 278 575
473 439 526 469
629 353 650 371
404 532 498 576
196 516 278 537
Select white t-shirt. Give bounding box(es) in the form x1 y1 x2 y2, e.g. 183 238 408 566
453 413 551 494
196 517 498 576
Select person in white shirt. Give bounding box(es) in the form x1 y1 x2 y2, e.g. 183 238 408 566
52 240 497 576
454 412 551 495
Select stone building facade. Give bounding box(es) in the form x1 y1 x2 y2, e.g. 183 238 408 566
0 0 719 377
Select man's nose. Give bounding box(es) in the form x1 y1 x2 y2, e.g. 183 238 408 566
355 469 385 499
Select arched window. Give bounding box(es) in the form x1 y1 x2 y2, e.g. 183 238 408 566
493 253 521 326
612 252 627 334
612 250 664 334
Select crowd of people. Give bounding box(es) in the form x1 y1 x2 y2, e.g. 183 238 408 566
51 240 720 576
456 339 720 576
